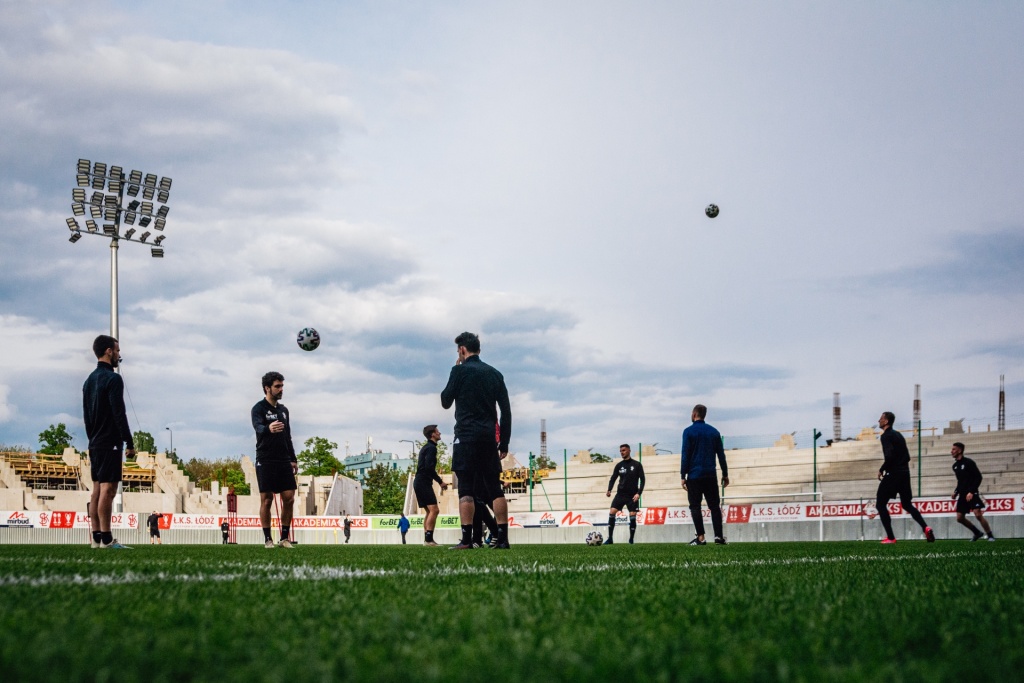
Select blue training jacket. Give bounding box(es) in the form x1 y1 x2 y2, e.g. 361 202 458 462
680 420 728 480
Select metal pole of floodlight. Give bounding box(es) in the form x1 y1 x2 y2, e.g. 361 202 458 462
65 158 173 345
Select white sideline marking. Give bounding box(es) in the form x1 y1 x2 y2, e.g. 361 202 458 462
0 549 1020 588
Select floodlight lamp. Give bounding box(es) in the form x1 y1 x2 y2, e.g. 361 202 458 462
127 200 140 211
108 179 122 194
109 166 123 179
89 205 102 218
129 170 142 184
103 224 116 235
104 208 116 221
77 159 91 173
154 234 165 245
66 218 79 231
127 184 140 197
156 206 169 218
72 204 85 216
69 232 82 244
125 212 136 225
139 231 151 242
157 190 169 204
144 173 157 187
90 192 103 205
141 201 154 215
91 176 105 190
124 228 136 239
158 177 172 191
76 174 90 187
93 162 107 175
104 195 117 207
139 216 152 228
72 188 86 202
151 247 164 258
142 187 155 200
86 220 98 233
154 218 166 231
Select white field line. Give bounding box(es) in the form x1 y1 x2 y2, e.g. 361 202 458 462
0 548 1020 588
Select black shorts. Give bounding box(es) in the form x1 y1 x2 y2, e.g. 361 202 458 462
453 440 504 502
149 528 160 538
877 471 914 505
956 493 985 515
90 447 123 484
413 479 438 507
256 460 297 494
611 491 640 513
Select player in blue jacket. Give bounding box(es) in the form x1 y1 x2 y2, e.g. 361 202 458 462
681 404 729 545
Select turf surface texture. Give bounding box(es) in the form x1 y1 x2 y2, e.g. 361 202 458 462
1 540 1021 682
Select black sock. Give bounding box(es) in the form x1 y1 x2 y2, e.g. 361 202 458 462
607 515 616 539
629 516 637 539
101 531 113 545
460 524 473 544
497 523 509 543
92 530 102 544
263 527 273 542
425 530 433 542
281 526 290 541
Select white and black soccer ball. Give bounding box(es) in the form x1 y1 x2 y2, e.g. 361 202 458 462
585 531 604 546
296 327 321 352
705 203 720 218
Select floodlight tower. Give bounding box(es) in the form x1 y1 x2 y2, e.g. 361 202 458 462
998 375 1005 431
65 159 172 342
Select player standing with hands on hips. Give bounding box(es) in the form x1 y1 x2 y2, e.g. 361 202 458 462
251 372 298 549
414 425 449 546
83 335 136 549
681 404 729 545
605 444 645 544
441 332 512 550
876 411 935 544
950 442 995 541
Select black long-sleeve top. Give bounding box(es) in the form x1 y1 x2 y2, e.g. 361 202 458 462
440 355 511 451
415 441 445 485
879 428 911 475
607 458 646 496
251 398 297 463
82 361 134 451
952 456 983 496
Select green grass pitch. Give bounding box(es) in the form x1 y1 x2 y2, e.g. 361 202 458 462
1 540 1022 682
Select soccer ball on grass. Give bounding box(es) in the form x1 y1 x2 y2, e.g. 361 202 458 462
585 531 604 546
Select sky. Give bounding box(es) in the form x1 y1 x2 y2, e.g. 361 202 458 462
1 1 1022 462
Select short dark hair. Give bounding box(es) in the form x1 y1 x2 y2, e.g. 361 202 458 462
454 331 480 354
693 404 708 419
883 411 896 425
953 442 965 451
423 424 438 440
262 371 284 390
93 334 118 359
619 444 630 450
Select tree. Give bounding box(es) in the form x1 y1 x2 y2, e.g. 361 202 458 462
535 454 558 470
590 452 612 463
413 439 452 474
133 431 156 454
38 423 74 455
297 436 344 476
182 456 251 494
223 467 251 496
362 463 407 514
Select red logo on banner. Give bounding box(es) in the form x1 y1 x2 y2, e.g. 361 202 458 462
8 511 28 520
643 507 667 525
726 504 751 523
158 514 172 529
49 511 75 528
561 512 590 527
986 497 1014 512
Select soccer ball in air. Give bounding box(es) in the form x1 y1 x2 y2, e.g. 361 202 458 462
585 531 604 546
296 327 320 351
705 204 720 218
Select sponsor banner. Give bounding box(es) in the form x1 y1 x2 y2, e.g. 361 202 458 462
0 511 136 529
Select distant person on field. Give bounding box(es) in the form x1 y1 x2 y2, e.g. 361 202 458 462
398 513 410 544
440 331 512 549
147 511 162 545
605 444 645 545
681 404 729 546
221 519 230 544
876 411 935 544
414 425 449 546
83 334 136 550
950 442 995 541
343 514 352 543
251 371 298 549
